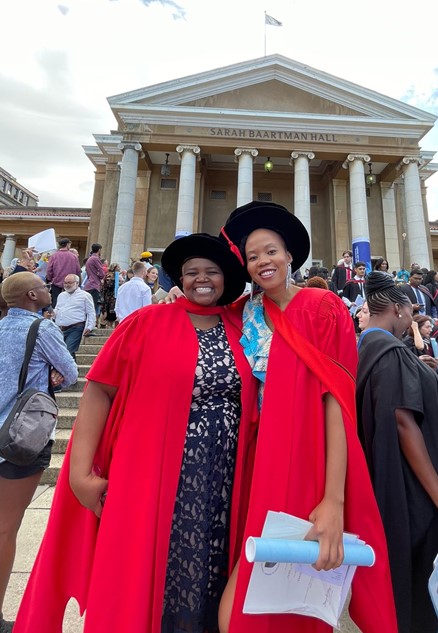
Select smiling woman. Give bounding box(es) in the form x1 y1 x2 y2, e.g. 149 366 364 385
13 234 257 633
217 201 398 633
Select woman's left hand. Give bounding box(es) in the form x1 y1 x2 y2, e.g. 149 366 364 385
305 496 344 570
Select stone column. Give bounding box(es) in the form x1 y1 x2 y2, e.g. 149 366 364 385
234 148 258 207
342 154 371 269
380 182 401 269
175 145 201 238
332 179 350 259
87 168 106 253
98 162 120 261
290 151 315 270
110 142 143 270
399 156 431 269
131 170 151 258
1 234 17 268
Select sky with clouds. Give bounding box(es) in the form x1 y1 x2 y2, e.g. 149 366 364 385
1 0 437 216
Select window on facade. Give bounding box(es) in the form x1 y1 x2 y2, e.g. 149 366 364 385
18 191 24 202
6 183 12 194
310 194 318 204
160 178 177 190
257 192 272 202
210 190 226 200
366 188 371 198
23 195 29 205
1 179 6 192
13 188 19 199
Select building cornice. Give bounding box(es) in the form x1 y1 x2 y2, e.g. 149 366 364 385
113 106 431 139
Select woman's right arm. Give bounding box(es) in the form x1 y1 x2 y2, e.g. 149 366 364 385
411 320 425 351
69 380 118 517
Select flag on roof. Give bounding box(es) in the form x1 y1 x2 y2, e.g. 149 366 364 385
265 13 282 26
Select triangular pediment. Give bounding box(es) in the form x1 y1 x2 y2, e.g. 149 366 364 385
179 79 365 117
107 54 436 139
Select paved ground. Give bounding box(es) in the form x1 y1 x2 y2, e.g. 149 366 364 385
4 485 361 632
4 485 84 632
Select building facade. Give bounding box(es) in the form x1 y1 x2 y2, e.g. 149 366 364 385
0 167 38 208
0 207 91 269
83 55 438 272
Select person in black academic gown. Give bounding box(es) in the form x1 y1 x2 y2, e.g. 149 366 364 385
356 271 438 633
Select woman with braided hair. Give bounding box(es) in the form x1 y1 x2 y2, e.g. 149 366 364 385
357 271 438 633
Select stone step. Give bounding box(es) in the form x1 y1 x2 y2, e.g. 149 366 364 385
41 453 64 485
76 344 102 355
75 353 98 365
69 377 87 392
42 331 109 485
82 335 111 345
92 327 114 337
53 428 72 453
57 408 76 429
55 391 83 409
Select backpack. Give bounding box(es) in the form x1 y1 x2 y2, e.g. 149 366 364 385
0 319 59 466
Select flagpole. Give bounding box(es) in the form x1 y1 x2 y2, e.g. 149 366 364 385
264 11 267 56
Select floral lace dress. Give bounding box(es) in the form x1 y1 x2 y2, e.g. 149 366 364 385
162 321 241 633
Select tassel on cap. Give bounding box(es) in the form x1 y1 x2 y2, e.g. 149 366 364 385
220 226 244 266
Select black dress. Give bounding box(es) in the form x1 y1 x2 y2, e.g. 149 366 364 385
357 329 438 633
162 321 241 633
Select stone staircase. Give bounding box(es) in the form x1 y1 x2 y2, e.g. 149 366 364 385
41 329 113 485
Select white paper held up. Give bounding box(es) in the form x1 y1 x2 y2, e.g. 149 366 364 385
243 511 372 628
28 228 57 254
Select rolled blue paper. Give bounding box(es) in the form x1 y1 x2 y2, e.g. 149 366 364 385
114 271 120 298
246 537 375 567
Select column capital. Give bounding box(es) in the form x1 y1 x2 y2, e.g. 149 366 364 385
176 145 201 160
118 142 144 160
342 154 370 169
234 148 258 162
396 155 425 170
290 150 315 164
2 233 16 238
118 141 142 153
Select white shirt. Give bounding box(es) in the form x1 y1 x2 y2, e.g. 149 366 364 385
54 288 96 330
115 277 152 322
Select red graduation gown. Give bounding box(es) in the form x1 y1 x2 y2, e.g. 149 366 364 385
13 299 258 633
228 289 398 633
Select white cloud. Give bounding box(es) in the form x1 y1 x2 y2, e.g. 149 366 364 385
0 0 437 212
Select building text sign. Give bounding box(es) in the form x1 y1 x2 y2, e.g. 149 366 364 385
209 128 338 142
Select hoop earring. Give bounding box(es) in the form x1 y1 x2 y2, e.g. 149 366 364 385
250 280 255 301
286 262 292 289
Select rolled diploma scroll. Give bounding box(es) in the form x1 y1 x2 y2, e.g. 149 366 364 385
246 538 375 567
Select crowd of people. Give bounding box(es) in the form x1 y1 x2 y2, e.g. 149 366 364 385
0 204 437 633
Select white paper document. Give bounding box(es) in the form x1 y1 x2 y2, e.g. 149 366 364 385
28 228 57 254
243 511 360 628
428 553 438 617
